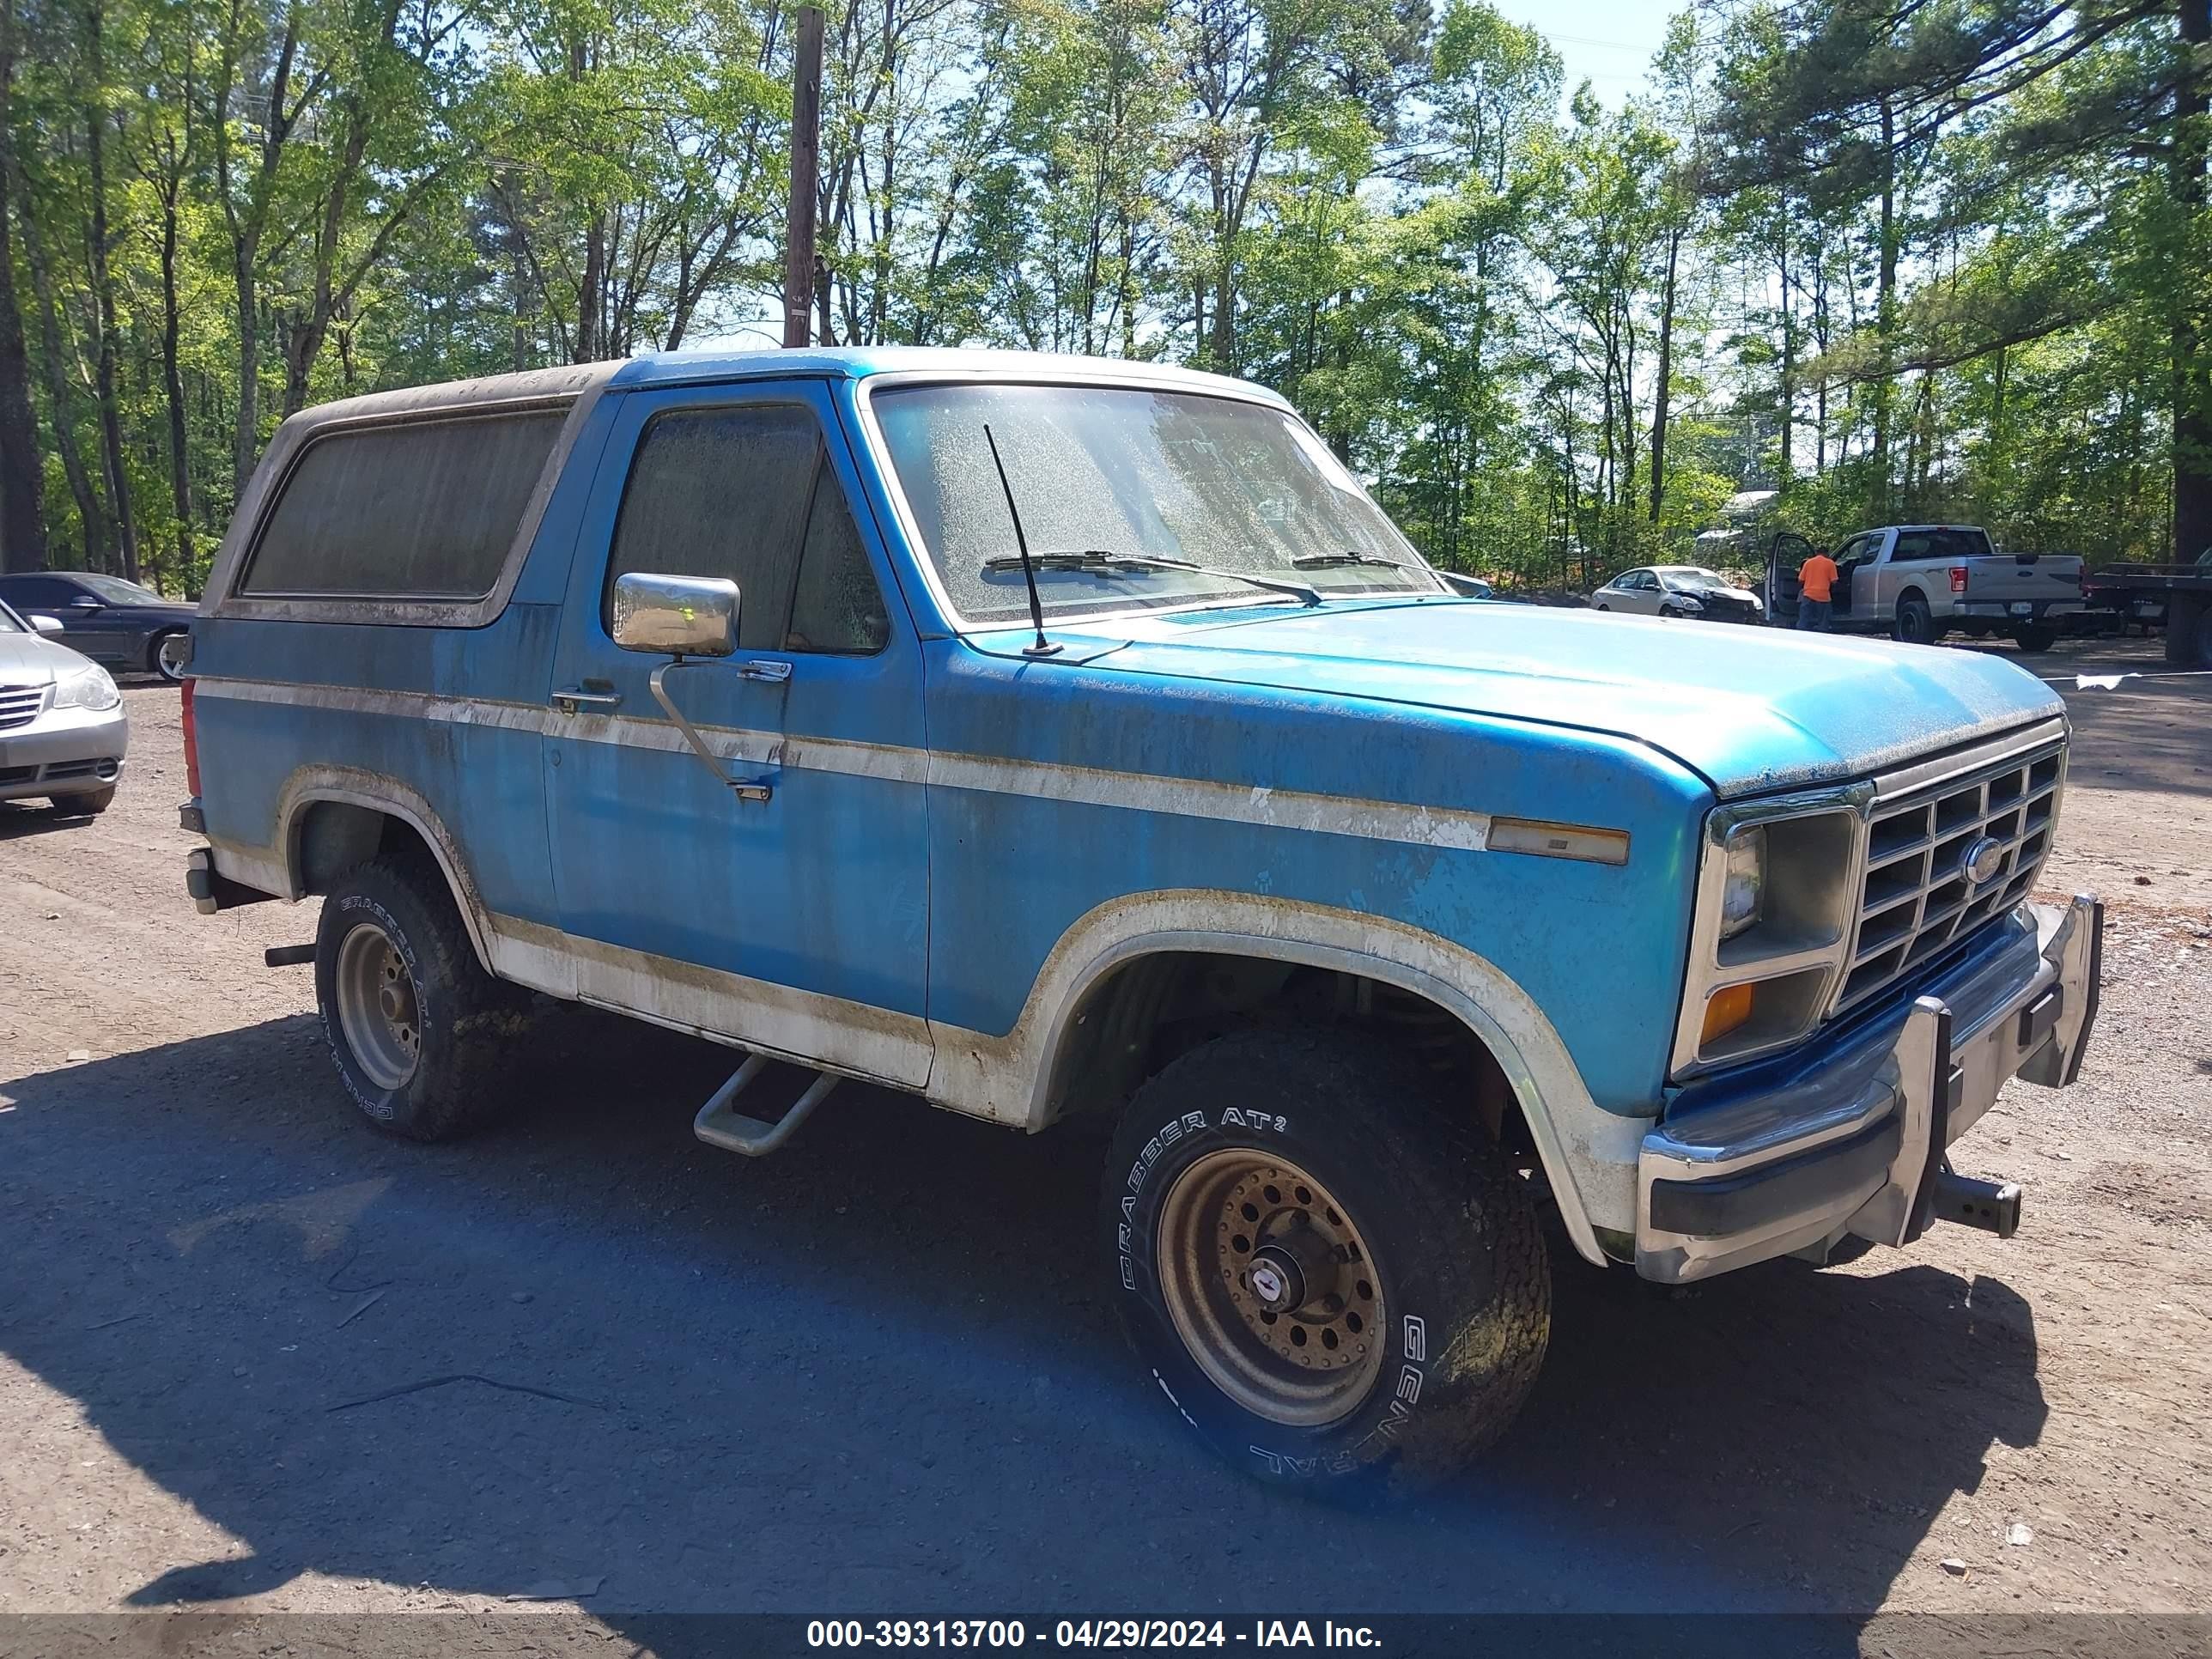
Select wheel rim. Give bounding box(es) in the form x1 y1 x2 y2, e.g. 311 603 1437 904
334 921 422 1091
1155 1149 1387 1427
157 635 188 679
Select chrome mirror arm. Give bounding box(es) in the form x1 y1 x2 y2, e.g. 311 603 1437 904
649 657 774 803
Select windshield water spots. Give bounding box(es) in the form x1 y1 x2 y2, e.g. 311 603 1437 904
873 382 1439 624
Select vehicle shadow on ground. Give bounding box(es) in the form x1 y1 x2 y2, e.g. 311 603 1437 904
0 800 108 841
0 1011 2044 1619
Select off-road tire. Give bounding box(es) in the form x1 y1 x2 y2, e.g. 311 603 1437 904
1893 593 1936 646
313 852 529 1141
1103 1029 1549 1498
2011 624 2058 653
52 785 116 815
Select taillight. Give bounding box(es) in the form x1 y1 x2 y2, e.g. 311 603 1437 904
1948 566 1968 593
181 678 202 799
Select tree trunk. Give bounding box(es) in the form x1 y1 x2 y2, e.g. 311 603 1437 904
83 0 140 581
17 166 106 568
2173 0 2212 561
0 7 46 573
1870 93 1898 514
159 164 193 581
1649 226 1679 524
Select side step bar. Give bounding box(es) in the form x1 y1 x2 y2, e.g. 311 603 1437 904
694 1054 841 1158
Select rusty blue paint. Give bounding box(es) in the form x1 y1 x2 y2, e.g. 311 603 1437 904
189 349 2067 1123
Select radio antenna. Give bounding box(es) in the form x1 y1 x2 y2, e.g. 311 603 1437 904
982 422 1060 659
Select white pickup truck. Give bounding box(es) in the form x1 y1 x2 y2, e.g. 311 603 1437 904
1766 526 2086 649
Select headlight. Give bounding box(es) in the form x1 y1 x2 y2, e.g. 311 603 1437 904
52 665 121 712
1718 825 1765 939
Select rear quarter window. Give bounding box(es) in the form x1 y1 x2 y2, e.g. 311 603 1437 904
241 410 566 598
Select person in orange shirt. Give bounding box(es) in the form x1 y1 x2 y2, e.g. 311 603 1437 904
1796 549 1840 631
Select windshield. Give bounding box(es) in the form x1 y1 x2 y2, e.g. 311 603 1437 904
0 600 21 633
1666 569 1735 592
872 382 1439 623
76 574 168 605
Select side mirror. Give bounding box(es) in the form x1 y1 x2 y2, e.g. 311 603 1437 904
611 572 739 658
29 613 64 635
1438 572 1492 599
68 595 102 610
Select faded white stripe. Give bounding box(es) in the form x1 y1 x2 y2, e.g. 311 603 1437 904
192 674 1497 852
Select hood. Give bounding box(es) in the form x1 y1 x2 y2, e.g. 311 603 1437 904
982 599 2063 798
0 628 94 685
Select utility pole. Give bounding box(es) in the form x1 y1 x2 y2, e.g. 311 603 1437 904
783 3 823 349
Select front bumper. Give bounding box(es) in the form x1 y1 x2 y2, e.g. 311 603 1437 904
0 702 129 801
1635 895 2101 1284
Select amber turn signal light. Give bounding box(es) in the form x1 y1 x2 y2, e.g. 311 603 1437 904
1701 983 1756 1048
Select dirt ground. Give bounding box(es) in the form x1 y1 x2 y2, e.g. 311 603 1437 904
1 635 2207 1636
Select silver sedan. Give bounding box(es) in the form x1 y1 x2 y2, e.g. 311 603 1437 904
1590 565 1765 623
0 598 130 813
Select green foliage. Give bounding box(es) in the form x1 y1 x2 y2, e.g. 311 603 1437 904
0 0 2204 592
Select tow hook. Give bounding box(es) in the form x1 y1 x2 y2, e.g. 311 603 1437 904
1929 1170 2022 1238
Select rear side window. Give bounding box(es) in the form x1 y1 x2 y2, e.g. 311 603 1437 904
1892 529 1991 562
605 404 889 654
242 411 565 598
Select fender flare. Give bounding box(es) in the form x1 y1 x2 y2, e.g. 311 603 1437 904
926 890 1646 1265
271 766 496 974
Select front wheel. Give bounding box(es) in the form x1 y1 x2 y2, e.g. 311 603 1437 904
1103 1030 1549 1497
2011 624 2058 653
151 630 190 682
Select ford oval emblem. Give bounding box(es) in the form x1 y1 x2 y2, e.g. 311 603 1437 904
1963 835 2007 885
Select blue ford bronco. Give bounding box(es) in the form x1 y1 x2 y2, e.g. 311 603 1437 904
181 349 2102 1491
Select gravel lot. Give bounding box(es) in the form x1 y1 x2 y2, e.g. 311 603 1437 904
1 636 2206 1633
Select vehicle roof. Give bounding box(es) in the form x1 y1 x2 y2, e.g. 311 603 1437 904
274 348 1289 436
606 345 1285 404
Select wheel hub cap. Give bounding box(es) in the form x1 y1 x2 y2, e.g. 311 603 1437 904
1155 1149 1386 1427
334 921 422 1092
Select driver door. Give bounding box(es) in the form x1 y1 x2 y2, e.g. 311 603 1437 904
1767 536 1815 624
539 380 933 1088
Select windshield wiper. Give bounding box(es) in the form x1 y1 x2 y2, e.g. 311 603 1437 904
979 550 1320 605
1289 551 1408 572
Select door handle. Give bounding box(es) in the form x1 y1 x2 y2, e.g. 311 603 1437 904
736 659 793 683
552 687 622 714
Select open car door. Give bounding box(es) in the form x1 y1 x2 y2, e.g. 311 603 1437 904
1767 533 1815 626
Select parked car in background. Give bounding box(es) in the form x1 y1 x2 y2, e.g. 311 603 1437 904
1764 526 2084 649
0 598 129 813
1590 565 1764 623
183 349 2100 1495
0 570 195 682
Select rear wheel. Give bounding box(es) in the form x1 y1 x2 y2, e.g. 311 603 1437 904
314 852 529 1141
1104 1029 1549 1497
1893 593 1936 646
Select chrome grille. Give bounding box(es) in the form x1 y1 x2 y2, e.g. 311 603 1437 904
1836 738 2065 1012
0 684 46 731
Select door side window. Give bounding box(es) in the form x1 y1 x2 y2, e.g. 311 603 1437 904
604 404 888 654
4 575 74 607
788 467 890 653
